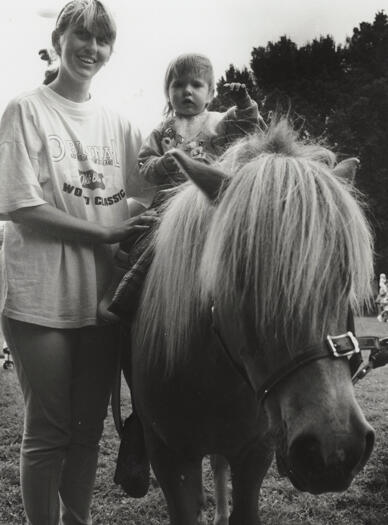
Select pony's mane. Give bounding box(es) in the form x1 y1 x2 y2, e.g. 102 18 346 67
134 121 374 372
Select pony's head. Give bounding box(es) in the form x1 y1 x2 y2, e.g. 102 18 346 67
135 120 375 493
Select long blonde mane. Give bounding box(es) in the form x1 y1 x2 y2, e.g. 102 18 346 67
134 121 374 373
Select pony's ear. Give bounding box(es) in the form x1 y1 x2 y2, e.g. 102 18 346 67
333 157 360 183
167 149 230 202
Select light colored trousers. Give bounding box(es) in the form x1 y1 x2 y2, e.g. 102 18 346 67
2 316 119 525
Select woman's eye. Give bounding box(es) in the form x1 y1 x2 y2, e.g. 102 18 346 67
75 29 90 39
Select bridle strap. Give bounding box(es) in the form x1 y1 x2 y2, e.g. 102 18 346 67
256 332 371 401
256 344 337 401
210 305 378 404
357 336 384 352
211 316 256 392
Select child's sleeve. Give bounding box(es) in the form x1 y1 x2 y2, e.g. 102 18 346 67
138 127 183 188
123 123 152 206
123 122 173 208
217 96 266 140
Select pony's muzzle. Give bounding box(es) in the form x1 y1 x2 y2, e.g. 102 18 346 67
286 423 375 494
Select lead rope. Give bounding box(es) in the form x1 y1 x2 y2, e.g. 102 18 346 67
111 325 125 438
352 336 388 384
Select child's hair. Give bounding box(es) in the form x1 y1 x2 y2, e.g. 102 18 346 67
163 53 215 116
46 0 116 83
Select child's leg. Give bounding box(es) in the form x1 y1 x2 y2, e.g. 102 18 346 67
59 324 119 525
97 263 128 324
98 200 147 324
2 316 75 525
127 198 146 217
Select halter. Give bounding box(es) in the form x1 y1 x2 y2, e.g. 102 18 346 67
211 305 387 403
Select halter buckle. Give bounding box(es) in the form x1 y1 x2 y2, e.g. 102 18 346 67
326 331 360 358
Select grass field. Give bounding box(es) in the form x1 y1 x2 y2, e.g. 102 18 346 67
1 317 388 524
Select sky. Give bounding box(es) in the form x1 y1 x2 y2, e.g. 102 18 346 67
0 0 387 134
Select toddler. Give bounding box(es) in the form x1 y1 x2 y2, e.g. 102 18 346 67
99 53 264 323
138 52 263 187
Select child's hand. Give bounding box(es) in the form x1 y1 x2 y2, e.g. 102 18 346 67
160 150 187 184
224 82 250 106
161 151 182 174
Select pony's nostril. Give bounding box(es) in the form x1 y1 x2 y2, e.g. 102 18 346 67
290 434 325 474
290 427 375 484
361 429 375 467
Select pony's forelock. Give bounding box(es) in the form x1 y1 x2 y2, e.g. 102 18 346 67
218 120 336 175
201 129 373 346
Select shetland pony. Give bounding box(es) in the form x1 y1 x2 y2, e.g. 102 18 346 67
129 121 375 525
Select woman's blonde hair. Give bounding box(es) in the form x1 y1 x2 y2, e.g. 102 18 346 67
55 0 116 41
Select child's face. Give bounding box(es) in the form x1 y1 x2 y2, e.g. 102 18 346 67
168 73 213 117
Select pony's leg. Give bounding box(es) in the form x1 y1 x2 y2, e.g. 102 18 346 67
146 434 206 525
210 454 229 525
229 444 273 525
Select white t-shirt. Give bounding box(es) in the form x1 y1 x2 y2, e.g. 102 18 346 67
0 85 143 328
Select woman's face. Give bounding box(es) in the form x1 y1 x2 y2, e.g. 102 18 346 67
56 22 113 84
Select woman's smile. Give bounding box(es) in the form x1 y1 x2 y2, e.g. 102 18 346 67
77 55 97 65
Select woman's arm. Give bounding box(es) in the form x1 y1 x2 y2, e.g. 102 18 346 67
10 203 156 245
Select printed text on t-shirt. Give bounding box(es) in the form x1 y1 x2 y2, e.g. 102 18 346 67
49 135 120 166
62 183 126 206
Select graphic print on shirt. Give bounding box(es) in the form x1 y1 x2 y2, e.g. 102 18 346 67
48 134 126 207
160 125 207 161
79 169 106 190
48 135 120 166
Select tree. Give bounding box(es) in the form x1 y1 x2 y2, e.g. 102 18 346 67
345 11 388 80
211 11 388 271
327 12 388 272
250 35 345 136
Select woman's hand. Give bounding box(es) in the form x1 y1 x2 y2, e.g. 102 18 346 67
103 210 159 244
10 203 159 245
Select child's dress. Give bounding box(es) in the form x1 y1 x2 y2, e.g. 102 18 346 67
138 102 262 186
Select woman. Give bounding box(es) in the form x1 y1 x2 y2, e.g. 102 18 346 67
0 1 153 523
